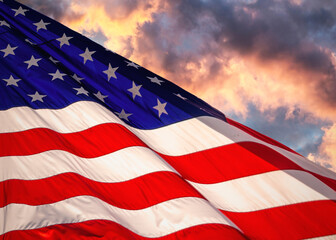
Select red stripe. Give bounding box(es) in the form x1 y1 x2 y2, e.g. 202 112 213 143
162 141 302 183
0 124 146 157
2 125 336 190
1 221 246 240
0 117 298 157
226 117 298 155
1 171 203 208
222 200 336 240
163 142 336 192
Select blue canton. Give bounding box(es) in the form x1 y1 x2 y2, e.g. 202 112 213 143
0 0 226 129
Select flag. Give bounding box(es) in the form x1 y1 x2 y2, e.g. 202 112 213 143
1 0 336 239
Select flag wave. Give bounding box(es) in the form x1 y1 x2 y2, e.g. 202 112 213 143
1 0 336 239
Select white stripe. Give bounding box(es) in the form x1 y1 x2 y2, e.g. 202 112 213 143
0 147 177 182
199 116 336 181
305 235 336 240
0 102 117 134
0 196 238 236
1 101 336 181
0 102 234 155
3 151 336 214
4 152 335 215
190 170 336 212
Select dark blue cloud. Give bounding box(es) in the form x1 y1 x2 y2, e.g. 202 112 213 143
17 0 71 20
136 0 336 108
81 29 109 47
229 103 332 156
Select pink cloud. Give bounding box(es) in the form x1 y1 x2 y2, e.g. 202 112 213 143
308 123 336 171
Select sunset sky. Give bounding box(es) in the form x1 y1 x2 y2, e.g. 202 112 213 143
18 0 336 171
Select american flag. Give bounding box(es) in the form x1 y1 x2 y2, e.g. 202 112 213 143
1 0 336 239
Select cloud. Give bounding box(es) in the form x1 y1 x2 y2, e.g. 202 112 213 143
129 0 336 120
308 123 336 171
231 103 328 156
18 0 72 20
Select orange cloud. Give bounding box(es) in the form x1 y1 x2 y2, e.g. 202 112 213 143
61 0 162 59
320 124 336 162
308 123 336 171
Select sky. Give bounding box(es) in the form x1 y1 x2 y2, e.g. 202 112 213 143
18 0 336 171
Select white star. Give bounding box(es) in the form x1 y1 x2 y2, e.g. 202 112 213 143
33 19 50 32
174 93 187 100
74 87 89 96
147 76 164 85
72 74 83 83
49 56 59 64
1 44 17 57
103 63 118 81
127 81 142 100
79 48 95 64
3 75 21 87
153 99 168 117
125 60 140 69
115 109 132 121
0 20 10 28
94 91 108 102
56 33 72 48
28 91 46 102
24 55 42 69
12 6 28 17
49 69 66 81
